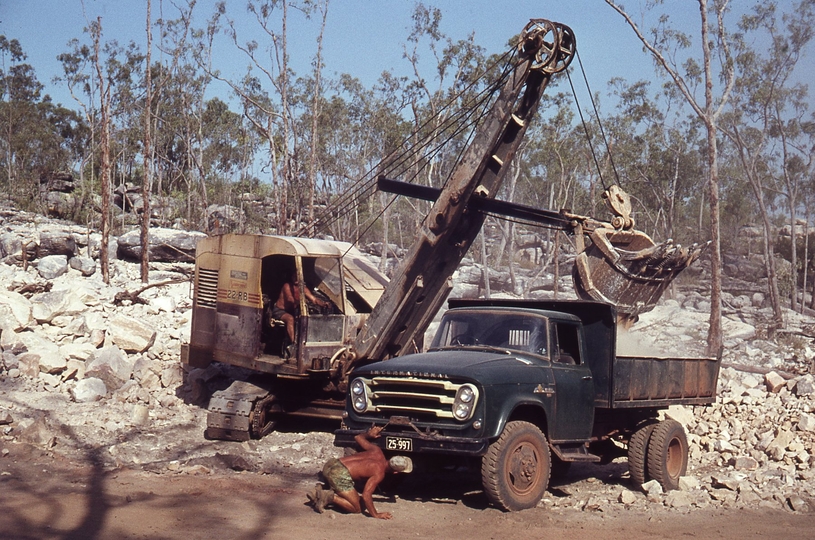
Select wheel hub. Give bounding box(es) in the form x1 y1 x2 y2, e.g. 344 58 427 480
508 442 539 493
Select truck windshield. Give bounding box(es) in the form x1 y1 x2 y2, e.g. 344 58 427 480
431 311 548 357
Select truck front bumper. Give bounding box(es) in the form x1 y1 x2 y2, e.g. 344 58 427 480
334 428 489 456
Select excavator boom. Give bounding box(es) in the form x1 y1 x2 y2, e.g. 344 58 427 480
349 20 576 367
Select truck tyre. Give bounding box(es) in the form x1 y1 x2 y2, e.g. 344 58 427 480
628 422 656 487
646 419 688 491
481 421 550 511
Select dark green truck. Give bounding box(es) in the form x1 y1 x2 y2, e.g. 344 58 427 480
334 298 720 511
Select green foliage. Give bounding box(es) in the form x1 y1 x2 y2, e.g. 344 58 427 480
0 0 812 271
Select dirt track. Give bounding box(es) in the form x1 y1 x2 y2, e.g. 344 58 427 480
2 439 814 540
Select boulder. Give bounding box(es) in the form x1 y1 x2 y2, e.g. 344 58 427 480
150 296 176 313
108 313 156 353
17 352 40 378
37 231 77 258
38 350 68 375
0 290 34 330
0 326 26 354
86 346 133 390
798 412 815 433
72 377 108 402
117 228 206 263
765 371 786 393
0 233 37 261
59 342 98 362
766 429 795 461
793 375 815 397
69 256 96 277
37 255 69 280
30 289 86 323
206 204 244 235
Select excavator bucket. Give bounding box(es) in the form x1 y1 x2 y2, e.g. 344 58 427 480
573 227 708 321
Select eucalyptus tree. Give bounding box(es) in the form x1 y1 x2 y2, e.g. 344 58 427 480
300 71 411 244
1 36 84 210
605 0 737 356
604 78 705 246
717 0 814 326
204 0 331 235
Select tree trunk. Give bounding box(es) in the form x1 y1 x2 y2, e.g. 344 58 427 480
94 18 111 285
140 0 152 283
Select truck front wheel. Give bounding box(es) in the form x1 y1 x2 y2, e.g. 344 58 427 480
481 421 551 511
646 419 688 491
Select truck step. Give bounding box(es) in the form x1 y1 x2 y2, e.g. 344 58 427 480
551 443 602 463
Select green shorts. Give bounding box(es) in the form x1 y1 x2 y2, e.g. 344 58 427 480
322 458 355 493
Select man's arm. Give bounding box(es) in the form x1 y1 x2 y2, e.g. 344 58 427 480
303 285 328 306
360 471 391 519
353 425 384 451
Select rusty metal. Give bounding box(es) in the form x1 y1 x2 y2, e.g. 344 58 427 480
379 176 708 322
573 227 708 320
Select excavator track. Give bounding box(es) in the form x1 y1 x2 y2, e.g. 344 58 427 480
205 380 273 442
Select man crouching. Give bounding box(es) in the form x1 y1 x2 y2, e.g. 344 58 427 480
309 425 412 519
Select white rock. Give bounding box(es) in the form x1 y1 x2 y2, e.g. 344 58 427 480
722 318 757 341
60 342 97 362
108 313 157 353
131 404 150 425
37 255 69 279
665 490 692 508
72 377 108 402
798 412 815 433
678 476 700 491
17 352 40 377
765 371 786 393
619 489 638 505
86 345 133 390
0 325 26 354
30 289 86 323
151 296 176 313
0 291 33 330
69 256 96 276
666 405 694 427
794 375 815 397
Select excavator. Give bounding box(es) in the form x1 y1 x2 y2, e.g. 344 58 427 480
181 19 706 441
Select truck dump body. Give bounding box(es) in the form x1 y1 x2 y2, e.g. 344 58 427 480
446 298 719 409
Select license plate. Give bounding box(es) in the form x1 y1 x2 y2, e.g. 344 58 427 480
385 436 413 452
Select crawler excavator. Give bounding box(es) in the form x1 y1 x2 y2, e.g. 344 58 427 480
181 19 706 441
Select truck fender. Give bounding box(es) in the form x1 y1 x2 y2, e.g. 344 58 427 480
484 395 552 441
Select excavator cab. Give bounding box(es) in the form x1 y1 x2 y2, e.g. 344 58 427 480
185 234 388 376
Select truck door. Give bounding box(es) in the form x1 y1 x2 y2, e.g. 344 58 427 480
549 321 595 442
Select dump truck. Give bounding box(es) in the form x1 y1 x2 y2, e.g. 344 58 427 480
182 19 706 441
335 298 719 511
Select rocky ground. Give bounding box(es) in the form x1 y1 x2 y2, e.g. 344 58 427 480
1 205 815 538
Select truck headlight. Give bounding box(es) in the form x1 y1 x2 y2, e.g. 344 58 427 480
350 378 370 414
452 384 478 421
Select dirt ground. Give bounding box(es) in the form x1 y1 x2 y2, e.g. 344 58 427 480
1 438 813 540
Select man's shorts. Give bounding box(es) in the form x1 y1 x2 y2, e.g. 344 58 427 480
322 458 355 493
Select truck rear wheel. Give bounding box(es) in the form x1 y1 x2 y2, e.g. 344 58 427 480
646 419 688 491
481 421 550 511
627 422 656 487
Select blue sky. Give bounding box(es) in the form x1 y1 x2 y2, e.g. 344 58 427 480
1 0 810 113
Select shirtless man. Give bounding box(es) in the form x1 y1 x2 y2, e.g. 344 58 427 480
272 270 328 344
308 425 412 519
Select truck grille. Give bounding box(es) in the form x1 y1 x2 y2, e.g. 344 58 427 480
197 268 218 308
359 376 467 421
